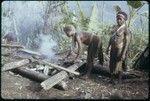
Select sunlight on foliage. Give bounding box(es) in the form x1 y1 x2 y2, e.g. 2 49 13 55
127 1 143 9
88 2 99 33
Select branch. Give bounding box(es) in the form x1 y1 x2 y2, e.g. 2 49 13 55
1 44 25 48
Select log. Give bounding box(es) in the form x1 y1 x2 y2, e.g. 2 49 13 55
1 43 25 48
77 63 111 77
41 61 85 90
85 64 143 79
12 67 49 82
2 59 30 72
39 60 80 75
93 64 111 77
11 67 67 90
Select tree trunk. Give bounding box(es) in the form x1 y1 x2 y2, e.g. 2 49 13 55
43 2 52 35
79 64 143 79
12 17 19 42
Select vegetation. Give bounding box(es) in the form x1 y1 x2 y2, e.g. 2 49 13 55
2 1 148 69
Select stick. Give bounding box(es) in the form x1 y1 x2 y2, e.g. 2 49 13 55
18 49 42 56
55 50 69 55
1 44 25 48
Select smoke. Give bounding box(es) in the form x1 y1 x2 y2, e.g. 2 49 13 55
38 34 57 59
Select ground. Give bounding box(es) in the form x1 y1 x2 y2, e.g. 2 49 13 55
1 47 149 99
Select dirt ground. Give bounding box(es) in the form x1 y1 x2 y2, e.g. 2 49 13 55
1 47 149 99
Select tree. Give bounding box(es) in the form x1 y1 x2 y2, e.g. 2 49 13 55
127 1 145 27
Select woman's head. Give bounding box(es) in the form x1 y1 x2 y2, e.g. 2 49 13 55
116 11 128 26
63 25 76 37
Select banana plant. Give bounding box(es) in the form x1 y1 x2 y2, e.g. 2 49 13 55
76 1 89 31
127 1 145 27
59 2 77 29
87 2 99 33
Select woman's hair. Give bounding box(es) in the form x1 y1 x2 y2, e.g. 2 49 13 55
117 11 128 21
63 25 75 32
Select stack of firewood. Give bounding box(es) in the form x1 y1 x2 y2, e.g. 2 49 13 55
1 42 85 91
